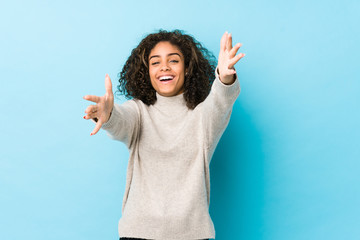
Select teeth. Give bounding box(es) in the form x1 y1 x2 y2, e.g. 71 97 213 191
159 76 174 81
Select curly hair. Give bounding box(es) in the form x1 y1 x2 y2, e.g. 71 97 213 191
116 29 217 109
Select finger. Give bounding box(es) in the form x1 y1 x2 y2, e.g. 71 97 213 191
91 120 103 136
227 69 237 76
226 33 233 51
228 53 245 69
224 68 237 77
84 111 98 119
85 105 98 114
220 31 228 51
83 95 100 103
105 74 113 95
229 43 242 58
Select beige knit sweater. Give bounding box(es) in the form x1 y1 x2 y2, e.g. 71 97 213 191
101 70 240 240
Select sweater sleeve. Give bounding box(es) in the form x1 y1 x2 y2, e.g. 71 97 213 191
100 99 141 149
202 68 241 150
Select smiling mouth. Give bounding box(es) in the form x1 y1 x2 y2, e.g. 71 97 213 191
159 75 175 82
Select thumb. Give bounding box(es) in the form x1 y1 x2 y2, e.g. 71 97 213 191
105 73 113 94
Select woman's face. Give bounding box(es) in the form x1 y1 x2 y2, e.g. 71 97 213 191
148 41 186 97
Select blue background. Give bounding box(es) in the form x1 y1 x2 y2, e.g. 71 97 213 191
1 0 359 239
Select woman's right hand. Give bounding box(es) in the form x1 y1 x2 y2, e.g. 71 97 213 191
83 74 114 136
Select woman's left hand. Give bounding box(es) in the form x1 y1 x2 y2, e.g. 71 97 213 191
217 32 245 85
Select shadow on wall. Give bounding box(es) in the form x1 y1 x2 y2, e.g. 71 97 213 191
210 100 266 240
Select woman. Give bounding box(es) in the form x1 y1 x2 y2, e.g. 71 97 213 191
83 30 245 240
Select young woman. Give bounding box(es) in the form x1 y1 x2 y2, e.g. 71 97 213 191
83 30 245 240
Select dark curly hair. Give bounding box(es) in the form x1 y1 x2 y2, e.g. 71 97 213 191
116 29 217 109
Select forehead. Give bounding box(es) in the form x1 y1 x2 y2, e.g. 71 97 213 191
149 41 183 57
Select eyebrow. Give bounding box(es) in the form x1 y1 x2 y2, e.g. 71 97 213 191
149 53 181 60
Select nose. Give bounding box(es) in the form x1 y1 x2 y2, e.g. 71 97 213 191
160 62 170 71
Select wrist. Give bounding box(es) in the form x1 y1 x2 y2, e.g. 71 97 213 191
105 107 113 123
219 74 236 85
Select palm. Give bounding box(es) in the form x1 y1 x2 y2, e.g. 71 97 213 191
218 32 245 84
83 74 114 135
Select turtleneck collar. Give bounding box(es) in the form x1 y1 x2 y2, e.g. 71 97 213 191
154 92 188 113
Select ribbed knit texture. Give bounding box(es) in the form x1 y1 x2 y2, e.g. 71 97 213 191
101 70 240 240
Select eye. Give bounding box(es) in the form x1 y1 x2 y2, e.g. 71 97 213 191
151 62 159 65
170 60 179 63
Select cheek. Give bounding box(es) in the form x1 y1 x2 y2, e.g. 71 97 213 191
175 64 185 76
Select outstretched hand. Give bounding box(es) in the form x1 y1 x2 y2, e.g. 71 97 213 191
217 32 245 84
83 74 114 136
